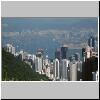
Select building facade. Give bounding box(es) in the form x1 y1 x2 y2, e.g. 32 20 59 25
53 58 60 80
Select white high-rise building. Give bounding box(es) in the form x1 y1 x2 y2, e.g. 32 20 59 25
35 57 42 74
32 54 36 62
11 46 15 55
46 66 50 78
6 44 12 52
5 44 15 55
61 59 69 81
69 61 77 81
53 58 60 80
85 45 92 59
77 61 82 72
45 55 49 65
76 61 82 81
50 62 54 80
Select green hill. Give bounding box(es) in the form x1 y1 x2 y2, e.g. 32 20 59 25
2 48 51 81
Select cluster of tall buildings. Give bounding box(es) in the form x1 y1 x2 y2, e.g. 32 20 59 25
82 36 98 81
54 45 82 81
4 35 98 81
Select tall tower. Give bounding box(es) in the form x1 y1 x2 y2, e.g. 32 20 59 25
82 47 86 62
77 61 82 81
88 36 96 51
46 66 50 78
55 48 61 61
35 51 43 74
69 61 77 81
35 57 42 74
85 45 92 59
61 59 69 81
53 58 60 80
61 44 68 59
82 45 92 62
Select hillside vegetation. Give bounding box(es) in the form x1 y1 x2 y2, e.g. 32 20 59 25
2 48 50 81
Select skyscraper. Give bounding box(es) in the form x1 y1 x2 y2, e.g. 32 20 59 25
35 51 43 74
5 44 15 55
61 44 68 59
61 59 69 81
82 47 85 57
50 62 54 80
69 61 77 81
11 46 15 55
46 66 50 78
55 48 61 61
35 57 42 74
53 58 60 80
31 54 36 71
82 45 92 62
76 60 82 81
88 36 96 51
82 47 86 62
85 45 92 59
45 55 49 66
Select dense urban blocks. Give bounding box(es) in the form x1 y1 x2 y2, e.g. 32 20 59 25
2 33 98 81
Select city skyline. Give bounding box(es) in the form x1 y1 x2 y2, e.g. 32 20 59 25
2 40 98 81
2 17 98 81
